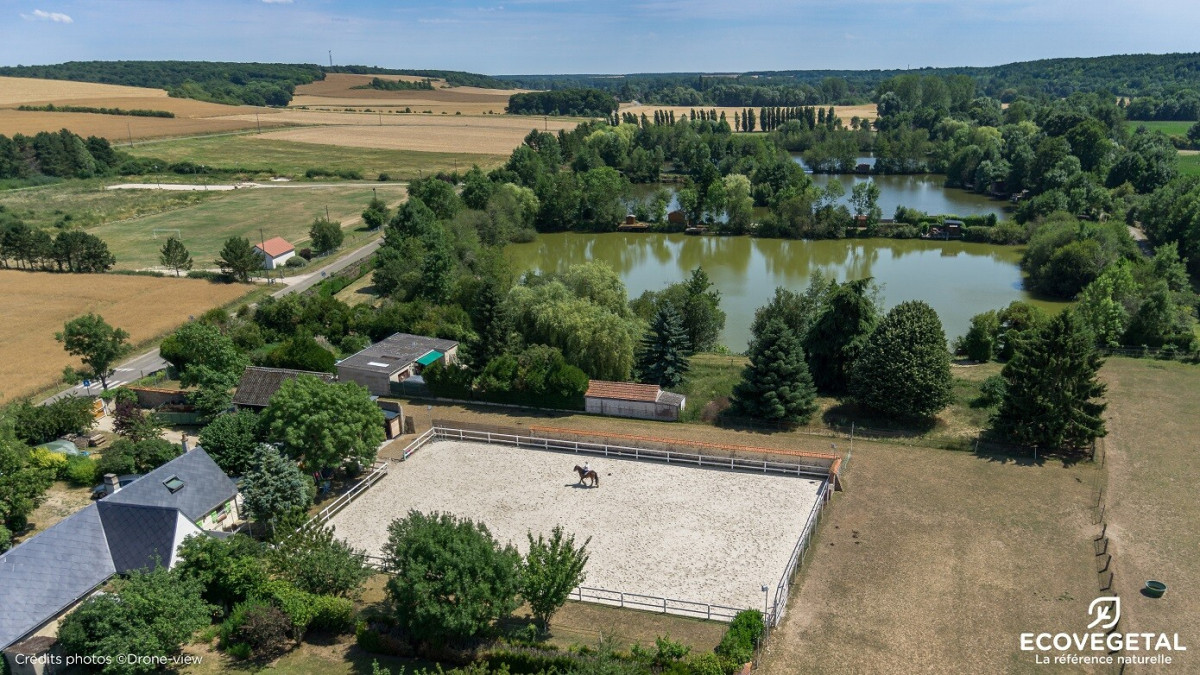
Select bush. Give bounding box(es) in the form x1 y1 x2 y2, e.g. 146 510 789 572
284 256 307 268
186 270 228 282
715 610 764 665
378 173 391 182
973 374 1007 408
0 524 11 554
483 648 580 674
28 448 69 479
64 455 98 486
236 604 293 657
309 595 355 633
299 248 313 260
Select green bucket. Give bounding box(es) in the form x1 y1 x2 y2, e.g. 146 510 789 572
1144 581 1167 598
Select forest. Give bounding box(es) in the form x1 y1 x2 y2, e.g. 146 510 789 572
506 89 619 117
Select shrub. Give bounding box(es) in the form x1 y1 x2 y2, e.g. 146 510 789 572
28 448 69 479
226 642 252 660
973 374 1007 408
236 604 293 657
378 173 391 182
64 455 98 486
715 610 764 665
483 648 580 674
309 595 356 633
284 256 307 268
257 579 318 636
0 524 11 554
299 248 313 260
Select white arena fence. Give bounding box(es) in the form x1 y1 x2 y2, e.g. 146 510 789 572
333 425 836 625
404 425 834 479
765 479 831 628
302 460 390 530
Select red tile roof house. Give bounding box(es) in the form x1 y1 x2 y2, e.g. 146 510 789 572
584 380 686 421
254 236 296 270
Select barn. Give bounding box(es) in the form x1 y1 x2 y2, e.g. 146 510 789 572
254 237 296 270
584 380 685 421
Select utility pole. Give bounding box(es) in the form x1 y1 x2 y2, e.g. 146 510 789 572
378 111 382 126
127 123 134 148
256 112 261 134
328 50 333 67
326 205 331 220
260 227 271 285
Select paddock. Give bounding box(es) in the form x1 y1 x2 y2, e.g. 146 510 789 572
327 438 826 616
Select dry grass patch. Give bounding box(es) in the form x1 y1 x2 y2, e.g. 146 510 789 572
1101 357 1200 667
0 109 280 141
0 270 251 403
0 76 170 106
23 481 95 538
291 73 522 114
758 441 1099 674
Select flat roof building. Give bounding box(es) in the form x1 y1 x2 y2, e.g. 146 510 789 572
336 333 459 396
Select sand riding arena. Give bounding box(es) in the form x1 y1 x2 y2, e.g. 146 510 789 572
325 426 840 623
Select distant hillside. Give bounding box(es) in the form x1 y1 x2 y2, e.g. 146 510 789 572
325 66 514 90
503 52 1200 107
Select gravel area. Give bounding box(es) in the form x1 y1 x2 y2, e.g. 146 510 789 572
329 439 824 611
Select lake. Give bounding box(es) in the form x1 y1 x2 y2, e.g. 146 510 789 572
505 233 1066 352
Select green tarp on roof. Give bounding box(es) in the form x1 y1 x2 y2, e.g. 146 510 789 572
416 351 443 367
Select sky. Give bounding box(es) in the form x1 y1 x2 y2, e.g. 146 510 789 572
3 0 1200 75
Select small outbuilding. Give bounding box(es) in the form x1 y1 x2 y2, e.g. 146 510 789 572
584 380 686 421
336 333 459 397
254 237 296 270
231 366 335 411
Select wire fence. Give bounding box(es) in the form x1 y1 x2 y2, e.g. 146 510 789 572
300 460 390 530
765 479 832 628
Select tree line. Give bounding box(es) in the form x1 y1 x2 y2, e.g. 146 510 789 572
16 104 175 118
351 77 433 91
507 88 619 117
0 210 115 272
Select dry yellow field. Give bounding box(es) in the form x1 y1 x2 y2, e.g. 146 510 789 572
0 75 287 140
0 270 252 403
291 73 523 114
0 76 173 106
254 113 578 154
619 102 879 124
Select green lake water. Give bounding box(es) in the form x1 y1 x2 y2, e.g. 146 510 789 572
506 233 1067 352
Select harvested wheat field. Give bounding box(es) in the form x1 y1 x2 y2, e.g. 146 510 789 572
619 103 878 125
0 109 283 141
291 73 523 114
330 439 824 612
0 270 251 403
0 76 173 107
256 115 578 154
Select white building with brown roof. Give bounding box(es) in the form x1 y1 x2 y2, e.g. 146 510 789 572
254 236 295 270
584 380 685 421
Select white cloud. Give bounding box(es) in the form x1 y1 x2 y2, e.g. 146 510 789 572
21 9 73 23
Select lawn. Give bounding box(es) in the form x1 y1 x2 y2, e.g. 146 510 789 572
1100 357 1200 668
1177 151 1200 177
0 270 253 403
89 184 406 270
677 353 1004 450
1124 120 1195 136
0 179 222 230
128 135 505 180
758 436 1100 673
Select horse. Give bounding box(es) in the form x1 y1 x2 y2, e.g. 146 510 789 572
574 465 599 487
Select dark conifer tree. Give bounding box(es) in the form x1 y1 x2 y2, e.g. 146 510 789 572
635 305 691 389
728 318 818 425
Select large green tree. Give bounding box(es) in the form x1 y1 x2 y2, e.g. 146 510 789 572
197 410 262 476
309 216 345 255
522 526 590 632
158 236 193 277
272 524 371 599
215 236 261 282
383 511 522 645
635 305 690 388
241 444 313 530
56 313 130 390
851 301 953 420
728 318 818 425
804 279 879 394
991 310 1107 452
262 375 385 471
0 429 53 537
57 566 213 675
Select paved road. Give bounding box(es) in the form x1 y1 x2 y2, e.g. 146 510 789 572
41 235 383 404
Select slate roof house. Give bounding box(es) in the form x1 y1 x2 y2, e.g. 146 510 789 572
584 380 686 421
336 333 459 396
231 366 336 411
0 449 239 665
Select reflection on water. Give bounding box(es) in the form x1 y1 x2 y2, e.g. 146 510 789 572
506 233 1067 351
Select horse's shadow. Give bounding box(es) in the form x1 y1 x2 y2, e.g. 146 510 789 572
564 482 597 489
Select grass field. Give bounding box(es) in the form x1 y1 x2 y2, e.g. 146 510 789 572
1125 120 1195 135
0 179 222 230
0 270 252 403
1100 357 1200 670
258 118 571 155
1177 151 1200 177
678 353 1003 449
128 134 505 179
758 438 1099 673
89 184 407 269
